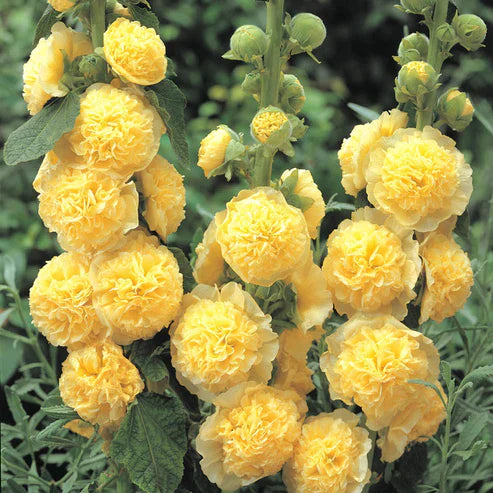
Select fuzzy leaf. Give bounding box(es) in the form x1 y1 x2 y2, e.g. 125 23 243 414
2 255 16 290
41 391 79 420
146 81 189 169
33 6 58 47
457 413 489 451
128 5 159 31
130 339 169 382
35 418 71 441
461 365 493 386
111 393 187 493
169 247 195 293
5 387 27 425
3 92 80 166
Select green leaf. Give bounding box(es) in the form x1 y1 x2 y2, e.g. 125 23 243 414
35 418 71 441
128 5 159 31
461 365 493 386
452 440 487 460
2 255 16 289
6 480 27 493
3 92 80 166
146 81 189 169
111 393 187 493
169 247 195 293
457 413 489 451
41 391 79 420
130 339 169 382
33 6 58 47
0 335 23 384
5 386 27 425
455 209 470 246
348 102 380 122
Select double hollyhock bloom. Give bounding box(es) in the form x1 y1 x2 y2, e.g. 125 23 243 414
27 12 184 435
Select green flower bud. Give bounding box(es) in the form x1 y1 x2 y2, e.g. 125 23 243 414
400 0 436 14
279 74 306 114
251 106 292 145
241 72 262 97
395 32 429 65
288 13 326 53
230 25 268 62
79 54 106 80
452 14 487 51
437 88 474 131
436 23 457 44
395 61 438 102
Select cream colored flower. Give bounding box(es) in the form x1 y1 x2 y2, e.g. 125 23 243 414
59 341 144 427
280 168 326 238
193 215 225 285
286 253 333 332
378 383 446 462
23 22 92 115
338 109 408 197
196 382 307 490
54 83 165 180
283 410 371 493
90 229 183 345
419 230 473 323
170 283 278 401
104 18 167 86
29 252 109 350
36 154 139 255
197 127 232 178
137 155 186 242
272 327 316 397
320 313 439 430
216 187 311 286
366 126 472 232
322 207 420 320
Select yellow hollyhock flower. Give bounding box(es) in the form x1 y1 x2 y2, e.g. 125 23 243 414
251 108 289 143
286 253 333 332
378 383 446 462
48 0 74 11
419 229 473 323
137 155 186 242
320 313 439 430
366 126 473 232
23 22 92 115
272 327 317 397
54 83 165 180
29 252 109 350
280 168 326 238
193 215 225 285
283 409 371 493
216 187 311 286
197 127 232 178
104 18 167 86
170 282 278 402
59 341 144 427
36 153 139 255
322 207 420 320
338 109 408 197
196 382 307 490
90 229 183 345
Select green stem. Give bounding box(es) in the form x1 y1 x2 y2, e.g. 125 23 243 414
90 0 106 49
417 0 449 128
439 402 452 493
253 0 285 187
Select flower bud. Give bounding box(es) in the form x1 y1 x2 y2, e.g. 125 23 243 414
288 13 326 53
241 71 262 97
230 25 268 62
437 88 474 131
436 23 457 44
400 0 435 14
251 106 291 144
279 74 306 114
395 61 438 102
395 32 429 65
79 54 106 81
452 14 487 51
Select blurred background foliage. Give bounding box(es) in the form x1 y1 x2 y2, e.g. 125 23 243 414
0 0 492 491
